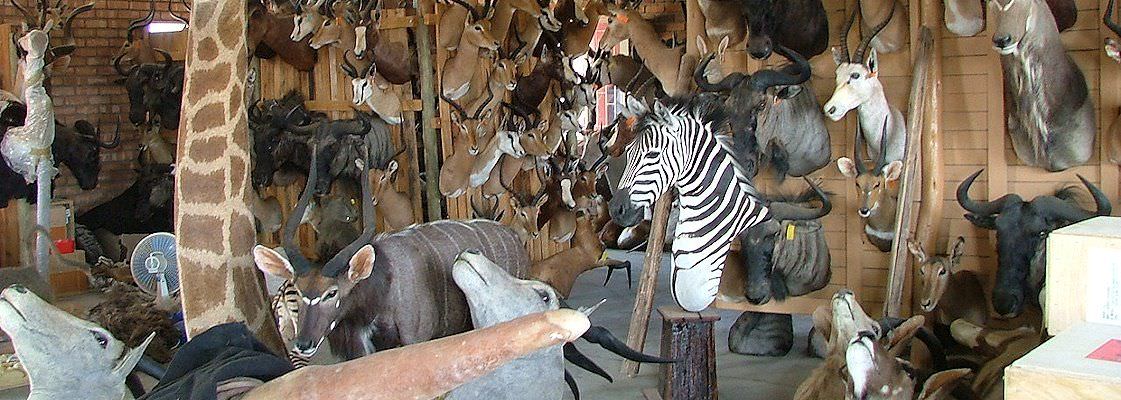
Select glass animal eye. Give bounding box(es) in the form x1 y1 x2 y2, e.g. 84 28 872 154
939 269 947 276
849 73 860 80
92 331 108 348
324 289 337 300
474 25 482 31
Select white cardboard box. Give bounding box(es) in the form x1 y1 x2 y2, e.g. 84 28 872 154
1005 323 1121 399
1045 217 1121 335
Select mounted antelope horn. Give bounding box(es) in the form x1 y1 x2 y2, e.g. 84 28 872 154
447 0 483 21
11 0 38 28
854 0 896 62
350 107 374 135
441 93 469 120
127 0 157 41
51 2 94 56
956 170 1020 217
837 5 859 63
768 177 832 221
168 0 190 28
852 119 868 175
580 326 678 364
472 85 495 120
1107 0 1121 37
154 48 173 75
874 116 890 173
750 45 811 90
284 107 320 135
95 116 122 148
282 142 320 275
322 136 377 277
340 50 359 78
111 53 135 76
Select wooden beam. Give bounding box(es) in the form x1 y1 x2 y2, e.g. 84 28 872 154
884 28 933 318
415 0 443 221
621 193 675 377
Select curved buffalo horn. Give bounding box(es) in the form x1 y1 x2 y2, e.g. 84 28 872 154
282 142 319 275
128 0 157 41
1107 0 1121 37
838 6 859 63
750 45 811 90
769 177 832 221
581 326 678 364
693 53 745 92
447 0 483 21
956 169 1021 218
852 119 868 175
97 116 122 148
1035 175 1113 223
284 107 320 135
322 135 378 277
111 53 136 76
854 0 896 62
340 50 359 78
874 116 890 173
563 343 612 383
154 48 174 75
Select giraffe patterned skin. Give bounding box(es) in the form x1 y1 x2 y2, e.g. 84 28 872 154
174 0 282 349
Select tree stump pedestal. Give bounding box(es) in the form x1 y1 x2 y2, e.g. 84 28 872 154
641 305 720 400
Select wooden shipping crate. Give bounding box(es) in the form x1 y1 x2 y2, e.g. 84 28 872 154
1005 323 1121 399
1045 217 1121 334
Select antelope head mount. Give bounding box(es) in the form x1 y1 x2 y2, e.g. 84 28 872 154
348 0 381 57
836 119 901 252
342 51 403 125
13 0 96 73
291 0 329 41
823 4 895 121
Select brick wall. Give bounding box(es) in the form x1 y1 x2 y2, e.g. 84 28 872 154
2 0 189 213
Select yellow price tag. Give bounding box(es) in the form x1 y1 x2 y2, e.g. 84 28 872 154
785 224 796 241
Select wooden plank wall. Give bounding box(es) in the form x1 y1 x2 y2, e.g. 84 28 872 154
256 8 424 254
718 0 1121 319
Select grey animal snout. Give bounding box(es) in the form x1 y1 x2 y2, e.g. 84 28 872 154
992 34 1013 49
9 285 26 294
609 193 642 228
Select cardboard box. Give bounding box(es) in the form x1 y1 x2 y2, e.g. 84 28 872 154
48 200 74 241
1045 217 1121 335
1005 323 1121 399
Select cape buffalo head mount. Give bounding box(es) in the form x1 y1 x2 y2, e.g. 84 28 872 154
957 170 1112 317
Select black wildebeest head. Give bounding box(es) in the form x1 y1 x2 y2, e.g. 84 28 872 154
249 93 317 188
741 0 829 60
113 49 183 130
285 109 394 195
53 118 121 190
742 178 832 305
252 141 379 358
957 170 1111 317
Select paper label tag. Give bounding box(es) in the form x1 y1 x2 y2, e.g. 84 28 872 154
1087 339 1121 363
1085 248 1121 326
785 224 796 241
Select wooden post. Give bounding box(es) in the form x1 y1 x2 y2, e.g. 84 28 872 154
915 0 944 272
621 193 675 377
641 306 719 400
414 0 443 221
883 28 933 318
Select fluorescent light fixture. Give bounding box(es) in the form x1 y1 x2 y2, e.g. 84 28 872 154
148 21 186 34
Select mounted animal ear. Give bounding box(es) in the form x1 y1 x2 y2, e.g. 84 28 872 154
696 35 708 55
886 315 925 357
865 48 879 76
831 47 846 65
836 157 859 178
595 161 609 177
774 85 802 104
906 240 927 263
717 35 730 58
347 244 376 283
882 160 903 181
949 236 966 266
253 245 296 280
916 368 972 400
112 332 155 381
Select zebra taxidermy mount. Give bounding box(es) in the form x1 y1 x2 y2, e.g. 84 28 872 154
990 0 1094 171
608 95 826 312
823 5 905 165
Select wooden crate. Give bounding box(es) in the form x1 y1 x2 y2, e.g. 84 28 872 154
1005 323 1121 399
1045 216 1121 334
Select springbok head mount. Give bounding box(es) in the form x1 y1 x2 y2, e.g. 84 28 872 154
341 51 403 125
347 0 381 57
908 237 966 313
823 4 895 121
448 0 501 50
291 0 328 41
253 140 378 357
836 118 902 218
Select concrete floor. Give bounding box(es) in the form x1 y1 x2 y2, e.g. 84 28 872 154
0 249 822 399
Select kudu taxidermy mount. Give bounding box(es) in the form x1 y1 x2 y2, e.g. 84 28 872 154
824 5 905 165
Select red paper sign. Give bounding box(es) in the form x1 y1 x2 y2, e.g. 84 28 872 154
1086 339 1121 363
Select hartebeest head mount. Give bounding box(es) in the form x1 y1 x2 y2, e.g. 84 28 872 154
823 3 894 121
11 0 95 73
836 118 901 219
908 237 966 313
252 138 378 357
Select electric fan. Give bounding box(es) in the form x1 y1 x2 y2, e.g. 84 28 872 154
130 232 180 300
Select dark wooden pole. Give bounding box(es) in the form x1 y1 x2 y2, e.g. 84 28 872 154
621 193 675 377
415 0 443 221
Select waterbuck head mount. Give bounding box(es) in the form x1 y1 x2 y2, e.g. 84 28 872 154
253 141 378 358
908 237 966 313
957 169 1111 318
990 0 1056 55
836 119 902 219
823 4 894 121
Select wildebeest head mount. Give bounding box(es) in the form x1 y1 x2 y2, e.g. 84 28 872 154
113 48 184 130
742 178 833 305
249 93 319 188
253 139 378 357
695 44 811 134
957 169 1112 317
10 0 95 73
54 117 122 190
